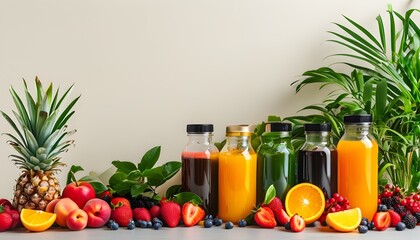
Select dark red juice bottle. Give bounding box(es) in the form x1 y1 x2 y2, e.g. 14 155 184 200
297 123 337 199
181 124 219 216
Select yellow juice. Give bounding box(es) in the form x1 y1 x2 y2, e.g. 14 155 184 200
337 139 378 221
218 150 257 222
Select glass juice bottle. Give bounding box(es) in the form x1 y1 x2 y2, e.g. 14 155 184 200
219 125 256 222
298 123 337 199
257 122 296 203
181 124 219 216
337 115 378 221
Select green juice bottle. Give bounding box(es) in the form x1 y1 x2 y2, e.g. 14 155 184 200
257 122 296 203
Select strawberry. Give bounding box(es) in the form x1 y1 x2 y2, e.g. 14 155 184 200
150 205 160 219
133 207 151 221
182 202 205 227
110 199 133 227
373 211 391 231
254 206 276 228
267 197 284 212
0 207 13 232
160 201 181 227
290 214 305 232
4 207 20 229
276 208 290 226
389 210 401 227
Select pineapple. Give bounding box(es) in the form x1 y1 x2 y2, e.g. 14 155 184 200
1 77 80 211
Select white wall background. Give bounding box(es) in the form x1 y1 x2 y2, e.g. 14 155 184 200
0 0 416 198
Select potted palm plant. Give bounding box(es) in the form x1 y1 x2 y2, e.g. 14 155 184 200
289 6 420 193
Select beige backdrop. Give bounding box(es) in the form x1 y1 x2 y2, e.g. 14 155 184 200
0 0 415 198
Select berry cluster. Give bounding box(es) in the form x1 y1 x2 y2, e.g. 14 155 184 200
318 193 350 224
378 184 402 210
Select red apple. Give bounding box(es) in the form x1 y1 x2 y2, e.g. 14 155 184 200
62 181 96 209
66 208 88 231
83 198 111 228
0 199 12 208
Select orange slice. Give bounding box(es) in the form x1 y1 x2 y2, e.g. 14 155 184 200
21 209 56 232
285 183 325 224
326 207 362 232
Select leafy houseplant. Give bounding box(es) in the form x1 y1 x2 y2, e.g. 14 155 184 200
108 146 181 200
1 77 79 211
289 6 420 193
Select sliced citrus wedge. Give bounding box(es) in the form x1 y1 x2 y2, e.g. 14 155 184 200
326 207 362 232
21 208 56 232
285 183 325 224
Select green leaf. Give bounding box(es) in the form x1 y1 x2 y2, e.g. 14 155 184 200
89 182 108 195
172 192 203 206
162 161 181 180
127 170 143 180
66 165 84 185
131 183 149 198
376 79 387 119
165 185 182 199
138 146 161 172
113 181 134 196
112 160 138 174
143 168 165 187
109 172 128 187
263 184 276 205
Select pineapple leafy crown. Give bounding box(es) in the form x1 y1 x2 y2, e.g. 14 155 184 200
1 77 80 172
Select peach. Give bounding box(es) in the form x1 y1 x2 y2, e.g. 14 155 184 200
66 208 88 231
45 199 61 213
83 198 111 228
54 198 79 227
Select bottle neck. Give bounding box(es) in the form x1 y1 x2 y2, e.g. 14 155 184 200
187 133 213 145
225 135 253 152
304 131 331 145
262 131 291 143
343 123 371 140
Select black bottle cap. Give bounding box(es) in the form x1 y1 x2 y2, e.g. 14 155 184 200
343 114 372 123
186 124 214 133
266 122 292 132
304 123 331 132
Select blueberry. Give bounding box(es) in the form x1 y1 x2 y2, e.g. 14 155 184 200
358 225 368 234
205 215 213 220
378 204 387 212
107 220 115 228
396 222 406 231
110 222 119 230
368 221 375 230
361 217 368 223
135 220 141 227
152 217 163 224
153 222 162 230
204 219 213 228
360 219 368 226
306 222 316 227
127 221 135 230
213 218 223 226
284 222 291 231
238 219 247 227
139 220 148 228
147 221 152 228
225 221 234 229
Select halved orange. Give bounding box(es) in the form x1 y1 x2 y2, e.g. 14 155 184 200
285 183 325 224
326 207 362 232
21 208 56 232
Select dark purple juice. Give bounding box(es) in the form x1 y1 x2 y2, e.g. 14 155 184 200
298 149 337 198
182 155 218 216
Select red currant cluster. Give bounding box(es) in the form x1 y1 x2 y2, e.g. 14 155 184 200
318 193 350 224
400 193 420 213
378 184 402 210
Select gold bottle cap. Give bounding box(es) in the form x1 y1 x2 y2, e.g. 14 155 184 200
226 125 254 136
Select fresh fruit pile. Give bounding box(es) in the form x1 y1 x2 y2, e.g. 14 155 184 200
0 199 21 232
318 193 351 224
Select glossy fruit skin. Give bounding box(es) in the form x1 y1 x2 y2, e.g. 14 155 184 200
83 198 112 228
254 207 276 228
213 217 223 226
0 211 13 232
110 206 133 227
133 208 151 221
358 225 368 233
388 210 401 227
54 198 79 228
225 221 234 229
396 222 406 231
276 208 290 226
160 201 181 228
182 202 205 227
238 219 247 227
62 182 96 209
368 221 375 230
66 209 88 231
127 220 135 230
0 199 12 208
290 214 305 232
372 212 391 231
110 221 119 230
284 222 291 230
204 219 213 228
149 205 160 219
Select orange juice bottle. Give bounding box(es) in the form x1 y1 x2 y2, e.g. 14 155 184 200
219 125 256 222
337 115 378 221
